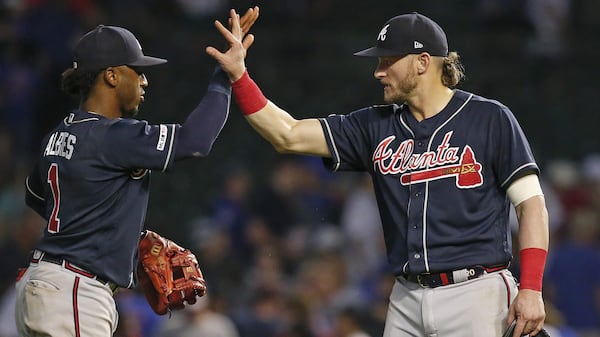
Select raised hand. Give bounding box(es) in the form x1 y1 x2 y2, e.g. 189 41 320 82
207 8 258 82
235 6 259 40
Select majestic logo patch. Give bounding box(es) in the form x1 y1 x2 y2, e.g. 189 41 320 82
157 124 168 151
372 131 483 188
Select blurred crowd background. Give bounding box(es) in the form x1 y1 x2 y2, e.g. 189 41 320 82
0 0 599 336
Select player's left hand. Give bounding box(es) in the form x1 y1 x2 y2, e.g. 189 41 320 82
507 289 545 337
234 6 259 41
206 8 258 82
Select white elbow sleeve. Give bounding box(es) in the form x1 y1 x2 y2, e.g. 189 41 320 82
506 174 544 206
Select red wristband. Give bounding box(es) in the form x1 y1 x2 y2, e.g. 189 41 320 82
519 247 547 291
231 70 268 116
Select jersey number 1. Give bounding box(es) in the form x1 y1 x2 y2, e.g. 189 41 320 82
47 163 61 233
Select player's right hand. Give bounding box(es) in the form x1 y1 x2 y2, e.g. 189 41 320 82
507 289 546 337
206 8 258 82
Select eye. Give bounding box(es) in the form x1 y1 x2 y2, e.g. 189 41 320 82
128 66 144 75
379 58 394 67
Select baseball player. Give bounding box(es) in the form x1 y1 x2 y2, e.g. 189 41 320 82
16 8 258 337
210 10 549 337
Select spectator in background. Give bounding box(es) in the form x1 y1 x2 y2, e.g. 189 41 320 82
295 251 366 337
333 307 372 337
545 207 600 336
251 155 310 237
544 159 587 225
210 167 253 257
541 301 579 337
580 154 600 212
525 0 571 61
0 43 42 157
231 288 284 337
277 295 314 337
113 289 162 337
191 220 245 313
338 173 386 288
156 295 240 337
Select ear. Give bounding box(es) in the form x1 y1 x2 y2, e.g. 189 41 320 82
102 67 119 87
415 53 431 75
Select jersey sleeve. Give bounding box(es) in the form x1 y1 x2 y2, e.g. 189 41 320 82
25 160 47 219
100 119 181 172
492 104 539 188
319 107 380 172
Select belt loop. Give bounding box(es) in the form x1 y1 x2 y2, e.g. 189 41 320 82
31 249 43 263
416 275 426 287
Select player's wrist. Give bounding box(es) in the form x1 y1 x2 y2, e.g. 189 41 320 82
519 247 547 291
208 66 232 96
231 70 268 116
228 67 247 83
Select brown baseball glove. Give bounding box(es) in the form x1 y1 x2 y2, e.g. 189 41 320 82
136 230 206 315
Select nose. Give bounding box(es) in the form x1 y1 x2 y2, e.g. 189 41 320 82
374 62 387 79
139 73 148 87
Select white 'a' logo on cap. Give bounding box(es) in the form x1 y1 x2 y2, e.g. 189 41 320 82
414 41 424 48
378 24 390 41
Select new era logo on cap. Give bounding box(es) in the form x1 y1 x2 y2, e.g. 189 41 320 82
354 12 448 58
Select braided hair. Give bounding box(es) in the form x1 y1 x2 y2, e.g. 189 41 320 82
60 67 102 100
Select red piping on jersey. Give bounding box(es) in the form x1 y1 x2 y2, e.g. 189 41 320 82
73 276 81 337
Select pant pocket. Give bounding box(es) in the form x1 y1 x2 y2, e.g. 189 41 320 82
21 278 70 334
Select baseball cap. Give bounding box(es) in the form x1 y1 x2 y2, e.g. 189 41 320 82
354 12 448 57
72 25 167 71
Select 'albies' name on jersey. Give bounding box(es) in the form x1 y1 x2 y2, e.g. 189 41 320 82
44 131 77 160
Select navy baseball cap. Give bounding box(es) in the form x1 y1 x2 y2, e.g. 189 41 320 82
354 12 448 57
72 25 167 71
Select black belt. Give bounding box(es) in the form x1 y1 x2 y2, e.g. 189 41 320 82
403 264 508 288
31 251 119 294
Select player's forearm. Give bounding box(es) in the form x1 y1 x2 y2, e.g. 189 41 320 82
174 68 231 159
515 195 549 250
244 101 302 151
515 195 549 292
232 72 331 157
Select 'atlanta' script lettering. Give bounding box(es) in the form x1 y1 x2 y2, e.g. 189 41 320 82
372 131 459 174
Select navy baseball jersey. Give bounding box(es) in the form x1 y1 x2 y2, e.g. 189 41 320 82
319 89 539 276
25 109 179 287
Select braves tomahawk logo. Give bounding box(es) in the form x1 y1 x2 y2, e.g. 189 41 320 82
372 131 483 188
